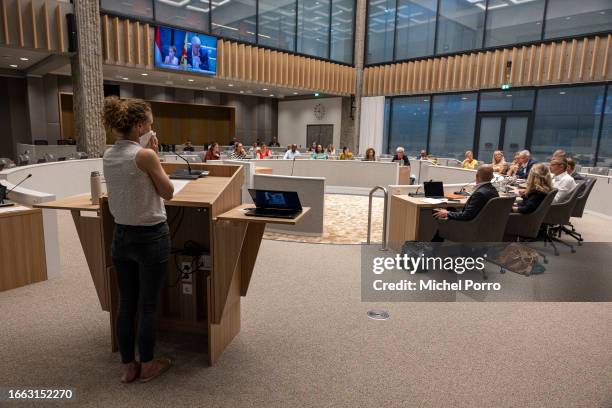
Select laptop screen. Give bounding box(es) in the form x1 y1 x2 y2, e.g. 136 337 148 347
423 181 444 197
249 189 302 210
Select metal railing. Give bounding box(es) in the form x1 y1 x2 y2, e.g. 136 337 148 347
367 185 389 251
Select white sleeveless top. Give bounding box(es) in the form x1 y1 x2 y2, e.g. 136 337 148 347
103 140 166 226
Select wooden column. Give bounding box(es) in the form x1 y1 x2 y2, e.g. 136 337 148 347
345 0 366 152
69 0 105 157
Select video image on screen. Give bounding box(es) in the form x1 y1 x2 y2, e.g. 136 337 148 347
154 26 217 76
264 192 287 207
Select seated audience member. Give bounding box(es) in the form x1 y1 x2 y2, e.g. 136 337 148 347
492 150 507 174
269 137 280 147
392 147 410 166
311 144 328 160
229 143 247 160
566 158 584 181
516 150 537 179
512 163 552 214
506 151 521 177
229 137 238 146
363 147 376 161
307 141 317 152
183 140 195 152
432 165 499 240
339 146 353 160
326 144 336 157
552 149 567 159
256 142 271 159
283 144 301 159
549 157 576 203
204 142 220 161
418 149 428 160
461 150 478 169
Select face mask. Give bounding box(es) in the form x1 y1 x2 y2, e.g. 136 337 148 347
139 130 156 147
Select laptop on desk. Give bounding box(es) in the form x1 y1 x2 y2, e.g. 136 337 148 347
246 189 302 219
423 181 445 199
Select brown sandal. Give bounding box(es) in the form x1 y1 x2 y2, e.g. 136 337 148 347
120 362 141 384
139 357 172 383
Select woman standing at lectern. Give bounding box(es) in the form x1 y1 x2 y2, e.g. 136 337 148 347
102 96 174 383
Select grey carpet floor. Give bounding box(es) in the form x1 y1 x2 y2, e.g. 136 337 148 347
0 211 610 408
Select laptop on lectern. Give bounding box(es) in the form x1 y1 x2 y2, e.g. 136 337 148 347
246 189 302 219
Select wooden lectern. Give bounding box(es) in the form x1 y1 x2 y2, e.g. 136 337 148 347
35 163 309 365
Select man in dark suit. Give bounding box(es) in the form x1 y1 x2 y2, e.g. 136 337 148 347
516 150 537 179
566 158 585 181
433 165 498 222
186 35 209 71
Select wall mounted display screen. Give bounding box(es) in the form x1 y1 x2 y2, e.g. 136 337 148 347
154 26 217 76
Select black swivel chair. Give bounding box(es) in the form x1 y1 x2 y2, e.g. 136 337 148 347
542 184 585 255
33 140 49 145
562 177 597 245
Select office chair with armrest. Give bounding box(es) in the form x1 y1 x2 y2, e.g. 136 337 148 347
562 177 597 245
542 184 584 255
33 139 49 145
504 189 558 260
437 196 516 279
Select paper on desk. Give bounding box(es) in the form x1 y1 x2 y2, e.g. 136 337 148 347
421 198 447 204
0 205 30 214
171 179 190 195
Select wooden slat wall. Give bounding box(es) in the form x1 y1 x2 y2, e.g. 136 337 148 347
363 34 612 96
0 0 71 52
101 15 355 95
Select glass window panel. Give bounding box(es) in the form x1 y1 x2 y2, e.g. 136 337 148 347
394 0 436 60
366 0 396 64
388 96 430 155
330 0 355 63
154 0 209 32
429 93 478 160
484 0 545 47
436 0 485 54
211 0 256 42
102 0 153 20
478 117 502 162
258 0 296 51
531 86 605 165
596 86 612 166
479 90 535 111
544 0 612 40
297 0 331 59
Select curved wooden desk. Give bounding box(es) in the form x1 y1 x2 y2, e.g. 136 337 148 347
35 163 309 365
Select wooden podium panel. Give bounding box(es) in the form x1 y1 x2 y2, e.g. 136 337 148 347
0 207 47 292
34 164 309 365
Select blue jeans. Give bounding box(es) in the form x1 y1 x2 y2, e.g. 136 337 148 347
111 222 170 364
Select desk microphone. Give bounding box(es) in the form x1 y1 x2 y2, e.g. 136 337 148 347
1 173 32 205
7 173 32 195
454 182 471 196
409 185 421 197
174 152 193 175
291 157 296 176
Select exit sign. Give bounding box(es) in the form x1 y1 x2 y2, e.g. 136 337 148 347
501 83 512 90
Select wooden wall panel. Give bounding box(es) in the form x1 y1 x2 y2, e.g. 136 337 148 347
363 34 612 96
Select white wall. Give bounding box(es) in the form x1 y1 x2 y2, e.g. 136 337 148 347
278 98 342 148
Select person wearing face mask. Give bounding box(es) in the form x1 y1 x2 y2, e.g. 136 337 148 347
102 96 174 384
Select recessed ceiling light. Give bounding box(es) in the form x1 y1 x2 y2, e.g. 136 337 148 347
559 91 566 95
188 78 195 82
240 90 244 93
141 73 148 76
205 87 209 89
228 84 233 87
9 64 18 68
293 92 299 95
19 57 29 61
122 77 129 80
269 94 274 97
506 94 513 97
423 99 428 102
461 97 468 100
262 88 268 91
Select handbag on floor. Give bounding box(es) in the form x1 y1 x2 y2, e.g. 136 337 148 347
495 243 542 276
